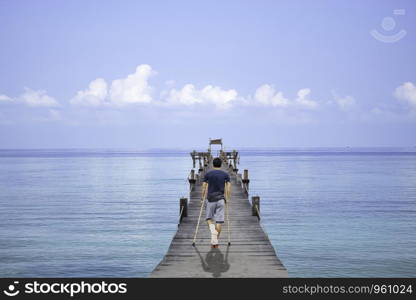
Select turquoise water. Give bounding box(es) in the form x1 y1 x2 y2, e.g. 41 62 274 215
0 149 415 277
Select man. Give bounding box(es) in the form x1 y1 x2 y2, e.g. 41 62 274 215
201 157 231 248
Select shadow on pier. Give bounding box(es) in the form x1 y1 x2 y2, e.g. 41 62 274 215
194 246 230 278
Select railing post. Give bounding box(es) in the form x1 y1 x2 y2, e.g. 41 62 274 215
179 197 188 225
188 169 196 191
242 169 250 192
203 156 208 169
191 150 196 168
251 196 260 219
232 150 238 173
198 157 203 172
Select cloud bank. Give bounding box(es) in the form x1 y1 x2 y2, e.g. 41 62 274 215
69 64 318 110
1 65 414 125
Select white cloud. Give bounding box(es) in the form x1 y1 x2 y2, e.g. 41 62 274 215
254 84 289 107
70 78 108 106
167 84 201 105
0 94 13 102
253 85 318 109
394 82 416 109
70 64 155 107
331 91 356 110
109 64 155 105
19 88 59 107
295 88 318 109
166 84 238 109
200 85 238 109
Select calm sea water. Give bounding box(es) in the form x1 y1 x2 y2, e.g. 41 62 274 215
0 149 415 277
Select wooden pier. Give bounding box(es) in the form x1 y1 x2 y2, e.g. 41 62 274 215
151 139 288 278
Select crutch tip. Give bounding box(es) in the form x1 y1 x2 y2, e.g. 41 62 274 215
228 242 231 246
192 242 195 247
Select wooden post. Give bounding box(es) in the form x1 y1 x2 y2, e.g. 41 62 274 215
251 196 260 219
232 150 238 173
242 169 249 192
188 169 196 190
191 150 196 168
198 157 202 171
179 197 188 224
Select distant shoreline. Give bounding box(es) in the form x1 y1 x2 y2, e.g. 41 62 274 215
1 147 416 158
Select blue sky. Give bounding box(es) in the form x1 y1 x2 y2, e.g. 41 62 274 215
0 0 415 148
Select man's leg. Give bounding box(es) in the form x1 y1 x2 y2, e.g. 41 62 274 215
206 202 218 246
215 223 222 238
208 219 218 245
214 200 225 244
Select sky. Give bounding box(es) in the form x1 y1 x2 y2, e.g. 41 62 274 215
0 0 415 149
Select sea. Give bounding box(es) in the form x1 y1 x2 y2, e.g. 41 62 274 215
0 148 415 277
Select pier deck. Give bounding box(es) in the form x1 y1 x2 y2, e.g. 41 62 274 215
151 143 288 277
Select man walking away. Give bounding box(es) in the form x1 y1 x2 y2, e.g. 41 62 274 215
201 157 231 248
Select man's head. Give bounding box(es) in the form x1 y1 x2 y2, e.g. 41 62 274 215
213 157 222 168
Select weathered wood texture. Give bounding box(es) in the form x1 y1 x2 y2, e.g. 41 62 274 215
150 160 288 278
